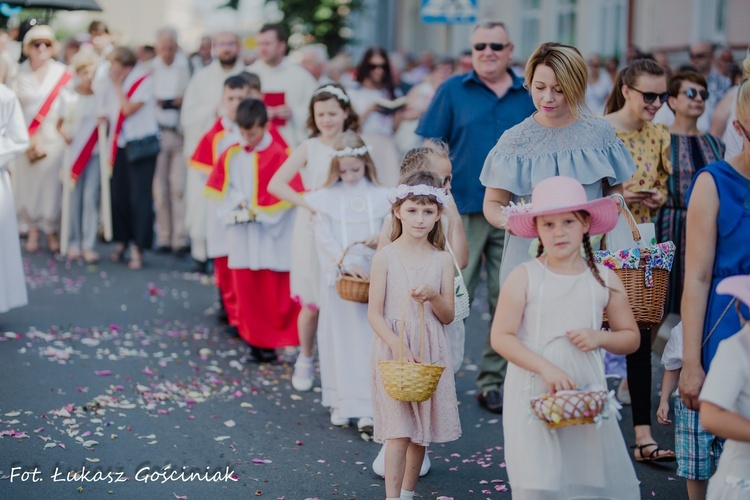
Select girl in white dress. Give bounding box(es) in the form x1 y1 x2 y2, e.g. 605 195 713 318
305 131 390 431
268 84 360 392
493 176 641 499
0 83 30 313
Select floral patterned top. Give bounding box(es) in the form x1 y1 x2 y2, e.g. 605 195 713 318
614 121 672 223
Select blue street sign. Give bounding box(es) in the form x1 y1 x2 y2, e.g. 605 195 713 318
420 0 478 24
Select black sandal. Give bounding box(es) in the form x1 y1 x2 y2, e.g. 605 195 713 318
631 443 676 463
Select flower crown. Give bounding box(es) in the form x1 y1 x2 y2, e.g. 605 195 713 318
332 145 370 158
314 85 350 103
387 184 450 206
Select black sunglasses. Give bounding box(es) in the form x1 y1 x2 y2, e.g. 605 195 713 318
679 88 710 101
33 40 52 49
628 86 669 104
368 62 386 69
473 42 509 52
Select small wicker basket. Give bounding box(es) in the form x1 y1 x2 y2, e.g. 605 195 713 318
530 389 608 429
600 199 669 329
379 301 445 403
335 242 369 303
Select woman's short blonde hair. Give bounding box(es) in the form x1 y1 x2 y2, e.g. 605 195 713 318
524 42 588 117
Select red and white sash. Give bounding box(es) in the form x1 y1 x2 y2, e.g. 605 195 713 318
27 68 72 137
68 117 98 182
109 74 150 167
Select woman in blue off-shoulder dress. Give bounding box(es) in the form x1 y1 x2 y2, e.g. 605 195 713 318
481 42 636 286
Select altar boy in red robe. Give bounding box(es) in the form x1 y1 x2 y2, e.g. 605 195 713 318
205 98 303 362
192 75 249 335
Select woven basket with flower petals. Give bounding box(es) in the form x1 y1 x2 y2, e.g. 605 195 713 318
335 242 369 303
531 390 608 429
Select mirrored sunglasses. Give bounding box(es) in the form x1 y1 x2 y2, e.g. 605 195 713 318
680 88 710 101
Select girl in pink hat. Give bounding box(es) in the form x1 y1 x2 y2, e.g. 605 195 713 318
492 176 641 499
700 274 750 500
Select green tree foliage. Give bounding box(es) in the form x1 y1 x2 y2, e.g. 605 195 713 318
223 0 365 56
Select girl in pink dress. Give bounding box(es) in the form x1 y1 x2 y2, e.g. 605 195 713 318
368 172 460 500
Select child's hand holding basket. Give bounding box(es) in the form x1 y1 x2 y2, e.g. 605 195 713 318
531 385 609 428
379 300 445 403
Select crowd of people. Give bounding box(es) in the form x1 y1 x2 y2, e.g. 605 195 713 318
0 15 749 500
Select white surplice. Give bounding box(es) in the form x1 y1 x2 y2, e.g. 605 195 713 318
0 83 30 312
216 133 296 272
306 178 391 418
205 117 240 259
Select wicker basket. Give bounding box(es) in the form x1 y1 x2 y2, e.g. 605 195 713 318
379 301 445 403
530 389 608 429
335 242 369 303
600 200 669 329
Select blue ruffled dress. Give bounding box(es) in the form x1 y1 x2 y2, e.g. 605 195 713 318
480 114 637 285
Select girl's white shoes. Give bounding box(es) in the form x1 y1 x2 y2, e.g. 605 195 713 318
291 356 315 391
330 407 349 426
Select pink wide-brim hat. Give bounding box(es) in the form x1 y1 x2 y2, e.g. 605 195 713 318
716 274 750 309
508 176 619 239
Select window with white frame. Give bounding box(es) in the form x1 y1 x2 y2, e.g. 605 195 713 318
519 0 541 58
556 0 577 46
594 0 627 60
692 0 728 43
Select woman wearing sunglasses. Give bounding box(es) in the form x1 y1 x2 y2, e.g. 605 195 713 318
657 71 725 320
604 58 676 463
11 25 68 254
346 46 401 186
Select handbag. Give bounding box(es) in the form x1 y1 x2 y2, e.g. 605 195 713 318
597 195 675 328
601 194 655 251
445 242 469 374
446 242 470 321
125 134 160 163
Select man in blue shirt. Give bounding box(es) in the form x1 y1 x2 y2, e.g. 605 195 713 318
416 21 535 414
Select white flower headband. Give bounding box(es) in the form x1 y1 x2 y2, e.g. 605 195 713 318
314 85 350 103
387 184 450 206
332 145 371 158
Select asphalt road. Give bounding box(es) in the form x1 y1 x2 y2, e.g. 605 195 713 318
0 246 686 499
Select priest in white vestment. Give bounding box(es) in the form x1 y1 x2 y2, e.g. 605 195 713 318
180 31 245 265
247 24 318 148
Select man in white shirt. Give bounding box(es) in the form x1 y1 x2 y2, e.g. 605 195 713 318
152 27 191 255
180 31 245 268
248 24 318 147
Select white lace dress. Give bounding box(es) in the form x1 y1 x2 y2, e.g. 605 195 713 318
290 137 335 308
503 259 640 499
479 114 636 285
